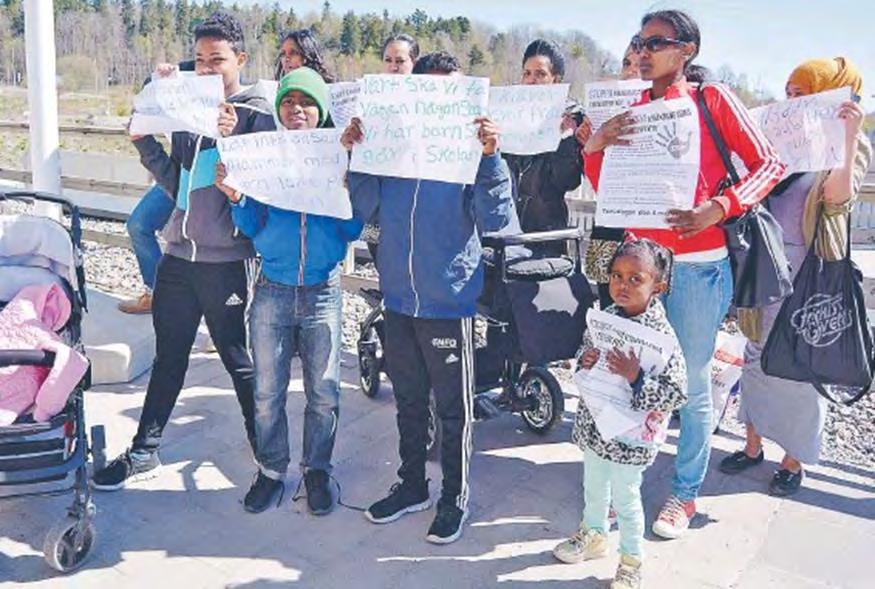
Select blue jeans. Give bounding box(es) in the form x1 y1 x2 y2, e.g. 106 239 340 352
582 449 646 558
664 258 733 502
127 184 174 290
250 273 342 480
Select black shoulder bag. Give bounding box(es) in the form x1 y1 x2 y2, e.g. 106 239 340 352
696 87 793 309
761 210 874 405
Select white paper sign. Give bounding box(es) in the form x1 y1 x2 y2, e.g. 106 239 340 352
749 87 850 174
584 79 652 131
217 128 351 219
130 74 224 138
329 81 362 129
488 84 569 155
574 308 677 441
350 74 489 184
596 96 701 229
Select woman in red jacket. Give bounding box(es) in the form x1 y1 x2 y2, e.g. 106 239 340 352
582 9 785 541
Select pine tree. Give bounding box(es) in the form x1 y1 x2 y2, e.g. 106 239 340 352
468 44 485 68
120 0 136 43
283 7 297 31
174 0 190 43
139 0 154 37
339 10 360 56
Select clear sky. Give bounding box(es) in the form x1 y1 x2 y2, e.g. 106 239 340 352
245 0 875 107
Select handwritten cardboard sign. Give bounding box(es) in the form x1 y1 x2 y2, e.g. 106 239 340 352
217 128 351 219
488 84 569 155
130 74 224 138
349 74 489 184
749 87 851 173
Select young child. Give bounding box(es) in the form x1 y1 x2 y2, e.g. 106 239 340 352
554 238 687 589
215 67 362 515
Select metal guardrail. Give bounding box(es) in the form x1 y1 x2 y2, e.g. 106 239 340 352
0 120 126 136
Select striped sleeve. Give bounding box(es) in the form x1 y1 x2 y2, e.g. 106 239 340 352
707 84 786 218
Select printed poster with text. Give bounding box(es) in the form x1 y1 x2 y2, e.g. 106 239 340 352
583 79 652 132
596 96 700 229
350 74 489 184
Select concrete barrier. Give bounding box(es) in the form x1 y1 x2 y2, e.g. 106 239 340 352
82 288 155 385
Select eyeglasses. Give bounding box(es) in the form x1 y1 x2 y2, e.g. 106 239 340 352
630 35 687 54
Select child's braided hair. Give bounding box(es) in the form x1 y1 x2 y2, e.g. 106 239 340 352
610 236 674 287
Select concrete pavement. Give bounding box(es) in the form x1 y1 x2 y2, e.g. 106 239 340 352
1 340 872 588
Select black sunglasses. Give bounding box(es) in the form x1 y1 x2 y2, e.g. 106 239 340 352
630 35 687 54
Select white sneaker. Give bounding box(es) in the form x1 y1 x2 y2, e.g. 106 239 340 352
611 554 642 589
552 527 608 564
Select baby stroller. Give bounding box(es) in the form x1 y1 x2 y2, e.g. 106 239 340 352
357 226 594 442
0 190 105 573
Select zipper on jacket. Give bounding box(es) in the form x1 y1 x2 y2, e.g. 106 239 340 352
409 179 421 316
182 134 203 262
298 213 308 286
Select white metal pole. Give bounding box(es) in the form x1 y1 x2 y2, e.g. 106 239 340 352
24 0 62 219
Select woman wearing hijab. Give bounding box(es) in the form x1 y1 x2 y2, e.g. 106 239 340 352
719 57 872 496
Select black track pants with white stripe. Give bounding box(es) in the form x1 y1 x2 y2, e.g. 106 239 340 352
384 310 475 510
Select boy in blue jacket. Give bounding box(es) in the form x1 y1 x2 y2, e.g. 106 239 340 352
343 52 516 544
215 67 362 515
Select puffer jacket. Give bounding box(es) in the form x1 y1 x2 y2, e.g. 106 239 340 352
0 284 88 426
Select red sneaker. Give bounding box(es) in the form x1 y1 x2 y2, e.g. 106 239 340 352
652 496 696 539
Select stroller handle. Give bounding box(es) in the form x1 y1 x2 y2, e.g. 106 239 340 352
482 226 585 248
0 190 82 248
0 350 56 368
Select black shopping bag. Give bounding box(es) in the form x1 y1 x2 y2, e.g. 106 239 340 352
761 215 874 405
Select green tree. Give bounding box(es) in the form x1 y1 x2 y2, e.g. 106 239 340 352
174 0 191 43
139 0 154 36
468 44 485 68
283 7 298 31
339 10 360 56
359 13 384 55
408 9 427 34
4 0 23 36
120 0 136 43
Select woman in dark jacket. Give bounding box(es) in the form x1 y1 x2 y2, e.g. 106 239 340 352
502 40 583 250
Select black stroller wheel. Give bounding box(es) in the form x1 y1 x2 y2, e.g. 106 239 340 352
358 324 383 398
43 515 96 573
519 367 564 434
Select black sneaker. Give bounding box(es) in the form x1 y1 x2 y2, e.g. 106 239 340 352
243 472 284 513
304 470 334 516
719 449 765 475
91 449 161 491
364 481 431 524
426 500 468 545
769 468 804 497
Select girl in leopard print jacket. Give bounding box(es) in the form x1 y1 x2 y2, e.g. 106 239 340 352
554 238 687 585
